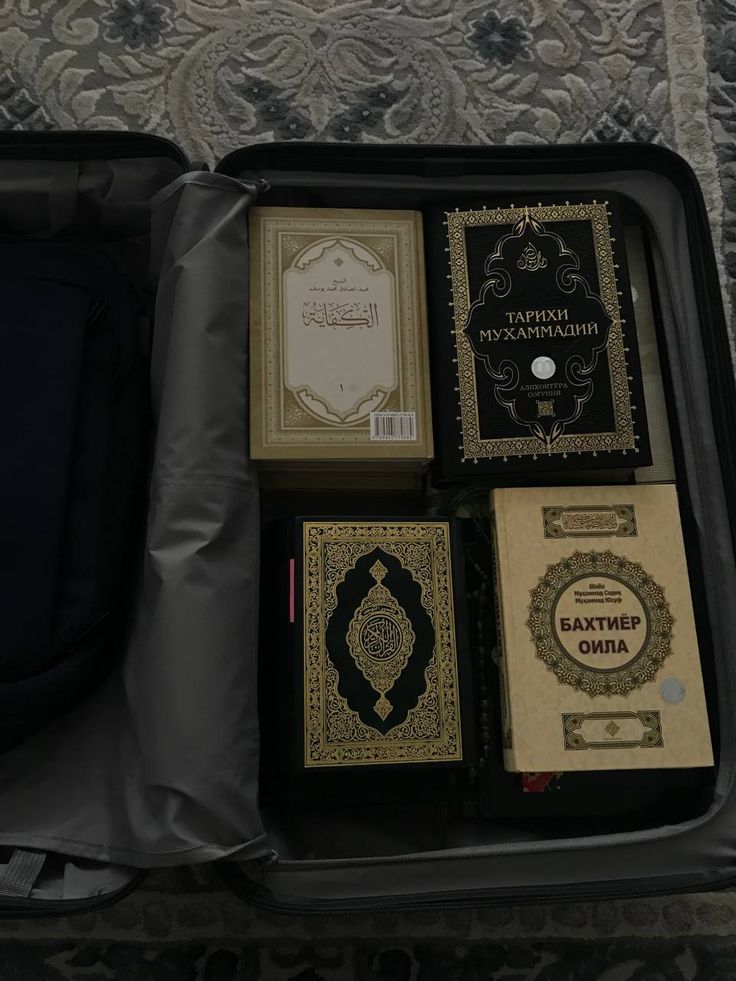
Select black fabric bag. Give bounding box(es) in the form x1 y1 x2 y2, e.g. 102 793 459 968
0 242 147 743
0 134 734 918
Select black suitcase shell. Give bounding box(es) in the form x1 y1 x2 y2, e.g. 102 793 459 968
0 134 733 917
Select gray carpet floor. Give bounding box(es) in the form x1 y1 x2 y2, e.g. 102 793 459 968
2 0 736 977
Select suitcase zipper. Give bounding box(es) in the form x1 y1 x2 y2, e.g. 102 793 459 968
216 140 699 180
0 131 188 169
219 858 736 916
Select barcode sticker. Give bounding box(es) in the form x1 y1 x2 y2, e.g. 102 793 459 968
369 411 417 441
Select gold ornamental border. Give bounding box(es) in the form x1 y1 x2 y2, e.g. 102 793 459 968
258 212 425 447
526 550 675 697
446 202 637 462
303 521 463 767
542 504 638 539
562 710 663 750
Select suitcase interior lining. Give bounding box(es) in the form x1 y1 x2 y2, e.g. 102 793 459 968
0 158 271 905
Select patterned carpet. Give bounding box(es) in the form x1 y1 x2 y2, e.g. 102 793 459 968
2 0 736 977
4 864 736 980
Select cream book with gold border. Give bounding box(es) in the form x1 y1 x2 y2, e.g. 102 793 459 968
249 207 432 462
491 484 713 773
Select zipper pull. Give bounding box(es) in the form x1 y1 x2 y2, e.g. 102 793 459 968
237 173 271 201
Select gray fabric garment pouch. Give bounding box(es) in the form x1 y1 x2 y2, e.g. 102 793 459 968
0 171 266 881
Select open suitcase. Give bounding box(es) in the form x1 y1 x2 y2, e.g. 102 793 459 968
0 132 734 917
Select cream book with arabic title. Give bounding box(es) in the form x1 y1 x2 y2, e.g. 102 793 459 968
249 207 432 465
491 484 713 773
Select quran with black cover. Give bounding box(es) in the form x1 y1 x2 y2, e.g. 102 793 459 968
260 517 475 803
427 195 652 480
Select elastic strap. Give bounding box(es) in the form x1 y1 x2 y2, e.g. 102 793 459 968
0 848 46 898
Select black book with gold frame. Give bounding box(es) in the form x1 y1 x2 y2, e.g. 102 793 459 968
260 516 475 804
427 194 652 481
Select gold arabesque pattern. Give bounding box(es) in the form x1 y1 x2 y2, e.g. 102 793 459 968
527 550 675 697
445 202 638 463
303 521 463 767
